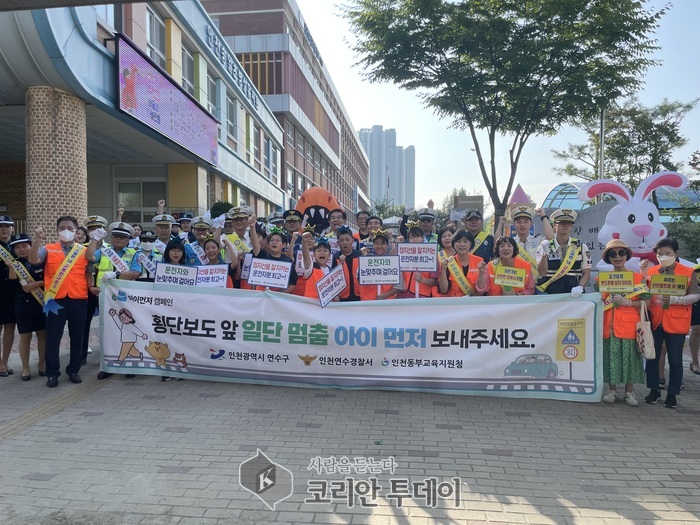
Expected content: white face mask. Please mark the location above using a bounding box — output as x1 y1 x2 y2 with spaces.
657 255 675 267
58 230 75 243
140 242 154 252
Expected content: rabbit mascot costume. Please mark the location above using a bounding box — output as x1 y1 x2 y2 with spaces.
577 171 687 272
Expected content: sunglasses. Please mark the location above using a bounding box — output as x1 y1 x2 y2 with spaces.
608 249 628 258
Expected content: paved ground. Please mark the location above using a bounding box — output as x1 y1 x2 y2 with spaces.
1 327 700 525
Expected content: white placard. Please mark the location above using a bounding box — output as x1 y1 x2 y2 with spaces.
315 263 347 308
154 263 198 286
397 243 438 272
195 264 229 288
247 258 292 289
358 255 401 285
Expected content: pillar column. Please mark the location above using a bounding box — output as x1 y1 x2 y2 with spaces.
26 87 87 233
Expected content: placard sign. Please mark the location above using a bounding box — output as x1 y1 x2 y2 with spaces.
598 271 634 293
196 264 229 288
494 265 527 289
247 258 292 289
358 256 401 285
397 243 438 272
649 274 688 296
315 264 347 308
154 263 198 286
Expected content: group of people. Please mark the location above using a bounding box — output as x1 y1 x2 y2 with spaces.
0 201 698 410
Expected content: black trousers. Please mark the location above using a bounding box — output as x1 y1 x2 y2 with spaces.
82 292 99 361
45 298 87 378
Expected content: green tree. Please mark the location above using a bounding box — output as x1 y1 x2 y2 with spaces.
369 197 405 219
439 187 468 217
210 201 234 218
552 97 698 193
666 150 700 259
343 0 665 219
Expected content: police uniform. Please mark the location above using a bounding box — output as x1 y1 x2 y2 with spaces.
8 234 45 335
462 210 493 262
0 215 16 326
536 209 591 294
129 230 162 282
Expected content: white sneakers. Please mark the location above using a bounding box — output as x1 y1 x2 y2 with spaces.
603 391 638 406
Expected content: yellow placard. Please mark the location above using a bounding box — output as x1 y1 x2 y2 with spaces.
556 318 586 362
598 271 634 293
494 265 527 289
649 274 688 296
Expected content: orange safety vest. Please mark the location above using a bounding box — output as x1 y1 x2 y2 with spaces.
647 263 693 334
401 271 433 298
44 243 89 300
601 272 645 340
338 254 361 301
359 281 397 301
303 266 329 300
486 256 533 296
442 253 484 298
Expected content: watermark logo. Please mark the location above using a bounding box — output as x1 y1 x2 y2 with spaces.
239 449 293 510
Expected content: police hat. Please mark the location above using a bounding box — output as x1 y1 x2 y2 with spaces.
9 233 30 246
152 213 175 225
108 222 135 237
84 215 108 228
178 213 193 224
463 210 483 221
283 209 303 222
511 206 533 221
139 230 157 240
0 215 13 226
228 206 251 219
266 211 285 224
191 216 213 229
418 208 436 221
551 209 577 223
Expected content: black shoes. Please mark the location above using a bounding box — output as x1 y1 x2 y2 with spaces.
664 394 677 409
97 371 113 380
644 389 661 404
68 373 82 384
46 376 58 388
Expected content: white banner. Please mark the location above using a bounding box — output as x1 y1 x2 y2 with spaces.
397 243 438 272
100 282 603 402
358 255 401 285
247 258 292 289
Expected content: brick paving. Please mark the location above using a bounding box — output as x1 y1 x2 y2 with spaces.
1 328 699 524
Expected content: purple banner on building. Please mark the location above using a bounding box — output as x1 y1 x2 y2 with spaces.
116 34 219 166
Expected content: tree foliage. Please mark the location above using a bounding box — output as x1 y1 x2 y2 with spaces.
343 0 666 217
552 97 697 193
369 197 406 219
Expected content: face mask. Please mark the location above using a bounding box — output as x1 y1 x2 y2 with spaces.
657 255 675 267
59 230 75 243
140 242 154 252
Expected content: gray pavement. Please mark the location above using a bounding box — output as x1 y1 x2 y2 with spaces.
1 326 700 525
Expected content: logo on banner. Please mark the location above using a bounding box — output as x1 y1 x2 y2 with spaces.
240 450 293 510
556 319 585 363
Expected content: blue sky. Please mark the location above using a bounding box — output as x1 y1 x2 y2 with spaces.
295 0 699 211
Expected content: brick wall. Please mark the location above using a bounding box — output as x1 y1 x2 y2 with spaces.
25 87 88 234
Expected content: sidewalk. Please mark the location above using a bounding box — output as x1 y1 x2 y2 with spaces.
1 325 699 525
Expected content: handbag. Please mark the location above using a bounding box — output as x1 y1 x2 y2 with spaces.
636 300 655 360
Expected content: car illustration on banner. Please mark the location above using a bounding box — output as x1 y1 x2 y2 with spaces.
503 354 561 379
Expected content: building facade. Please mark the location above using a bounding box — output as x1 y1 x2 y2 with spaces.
358 125 415 208
0 2 285 232
202 0 370 218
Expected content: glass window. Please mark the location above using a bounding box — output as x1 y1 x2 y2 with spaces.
253 125 261 170
314 151 321 172
146 7 166 69
287 168 295 194
207 75 217 114
307 141 313 164
117 180 166 224
226 95 237 138
181 45 195 96
95 4 115 28
286 121 294 147
270 145 279 184
296 131 304 156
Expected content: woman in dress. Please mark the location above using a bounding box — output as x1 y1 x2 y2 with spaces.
597 240 649 407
